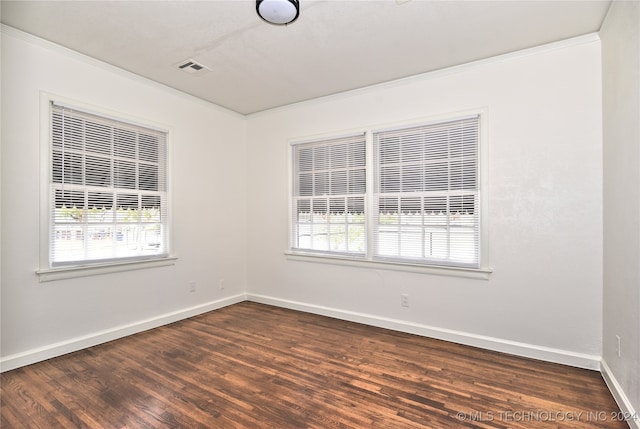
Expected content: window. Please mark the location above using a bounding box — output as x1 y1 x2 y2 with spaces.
290 114 483 271
373 116 480 268
291 134 366 255
48 102 169 267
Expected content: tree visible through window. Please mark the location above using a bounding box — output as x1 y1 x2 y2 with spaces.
50 103 169 266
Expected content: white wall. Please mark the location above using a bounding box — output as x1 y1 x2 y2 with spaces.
0 19 616 382
0 27 247 369
601 0 640 421
4 18 636 418
246 37 604 368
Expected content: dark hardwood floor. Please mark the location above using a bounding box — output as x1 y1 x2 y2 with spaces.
1 302 628 428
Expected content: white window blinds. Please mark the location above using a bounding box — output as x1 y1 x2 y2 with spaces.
373 116 480 268
291 134 366 255
50 103 169 266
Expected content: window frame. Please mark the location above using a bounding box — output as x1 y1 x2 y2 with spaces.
287 110 491 279
372 114 481 268
38 93 175 282
289 133 367 257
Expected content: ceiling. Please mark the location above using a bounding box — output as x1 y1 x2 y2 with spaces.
1 0 611 115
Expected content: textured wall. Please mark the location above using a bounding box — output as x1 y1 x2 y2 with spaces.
246 37 603 367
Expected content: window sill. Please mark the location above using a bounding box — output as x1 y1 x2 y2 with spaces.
285 252 492 280
36 256 178 282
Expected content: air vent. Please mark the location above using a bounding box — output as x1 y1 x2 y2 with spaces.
177 59 211 74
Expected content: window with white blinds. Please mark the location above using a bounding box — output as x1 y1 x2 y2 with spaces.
49 102 169 267
289 114 483 271
373 116 480 268
291 134 366 255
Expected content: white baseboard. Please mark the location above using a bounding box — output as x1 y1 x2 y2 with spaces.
246 293 602 370
0 293 246 373
0 292 603 374
601 359 640 429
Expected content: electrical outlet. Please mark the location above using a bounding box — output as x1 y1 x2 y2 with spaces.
219 278 225 290
401 293 409 307
189 281 196 293
616 335 621 357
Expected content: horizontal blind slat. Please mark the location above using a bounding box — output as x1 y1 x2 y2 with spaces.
291 133 366 255
373 116 480 268
50 103 169 266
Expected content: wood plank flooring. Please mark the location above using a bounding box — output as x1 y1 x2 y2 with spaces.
0 302 629 428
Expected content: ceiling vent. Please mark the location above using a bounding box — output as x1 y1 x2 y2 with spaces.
177 59 211 74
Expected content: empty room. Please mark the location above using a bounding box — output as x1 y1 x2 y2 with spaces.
1 0 639 427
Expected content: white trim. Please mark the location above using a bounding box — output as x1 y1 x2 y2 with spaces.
1 24 243 119
246 293 600 370
365 130 375 258
478 108 491 271
287 142 295 250
0 294 247 373
285 251 491 280
50 99 170 133
41 91 171 139
601 360 640 429
39 93 53 271
370 113 480 135
289 131 366 147
38 91 175 278
286 108 491 275
1 24 600 119
37 256 178 282
247 33 601 118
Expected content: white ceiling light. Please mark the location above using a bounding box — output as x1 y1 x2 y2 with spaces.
256 0 299 25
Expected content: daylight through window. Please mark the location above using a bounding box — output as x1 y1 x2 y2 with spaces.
290 114 481 269
50 103 169 266
373 116 480 268
291 134 367 256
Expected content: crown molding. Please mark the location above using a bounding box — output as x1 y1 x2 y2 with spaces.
1 24 245 119
248 32 601 118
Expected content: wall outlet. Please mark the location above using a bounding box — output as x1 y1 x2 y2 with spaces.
401 293 409 307
616 335 621 357
189 280 196 293
218 278 225 290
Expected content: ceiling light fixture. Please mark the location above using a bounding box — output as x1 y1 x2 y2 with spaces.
256 0 299 25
